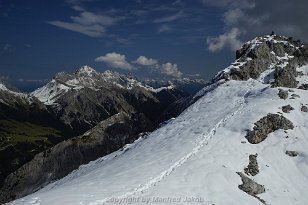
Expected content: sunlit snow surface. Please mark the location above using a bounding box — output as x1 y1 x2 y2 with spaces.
9 79 308 205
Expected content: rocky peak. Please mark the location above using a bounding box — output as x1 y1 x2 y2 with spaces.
213 34 308 88
75 65 98 77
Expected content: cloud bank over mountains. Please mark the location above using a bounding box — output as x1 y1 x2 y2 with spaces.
95 53 183 78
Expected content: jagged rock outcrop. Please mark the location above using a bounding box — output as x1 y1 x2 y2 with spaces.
246 114 294 144
213 35 308 89
0 112 153 203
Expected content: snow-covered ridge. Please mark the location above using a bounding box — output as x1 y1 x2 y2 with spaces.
0 82 31 102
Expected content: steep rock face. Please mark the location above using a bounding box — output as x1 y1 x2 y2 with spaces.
0 112 153 203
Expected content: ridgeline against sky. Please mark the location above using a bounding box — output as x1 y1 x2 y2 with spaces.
1 0 307 90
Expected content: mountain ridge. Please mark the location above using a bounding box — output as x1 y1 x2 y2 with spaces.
4 34 308 205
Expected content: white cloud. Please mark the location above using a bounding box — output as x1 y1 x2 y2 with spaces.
95 52 133 70
154 11 185 23
48 10 123 38
158 24 173 33
223 9 244 26
207 28 243 52
95 53 184 78
132 56 183 78
223 8 267 26
160 63 183 78
133 56 158 66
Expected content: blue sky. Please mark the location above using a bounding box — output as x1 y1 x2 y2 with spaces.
1 0 307 90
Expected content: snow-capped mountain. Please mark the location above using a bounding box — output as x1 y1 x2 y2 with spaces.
5 34 308 205
31 66 179 106
30 66 205 133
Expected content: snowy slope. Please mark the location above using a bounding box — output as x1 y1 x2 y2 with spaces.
8 78 308 205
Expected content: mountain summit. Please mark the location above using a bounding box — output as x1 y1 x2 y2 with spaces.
75 65 98 76
214 35 307 88
5 35 308 205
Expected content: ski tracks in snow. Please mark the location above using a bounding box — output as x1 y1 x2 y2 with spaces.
88 81 255 205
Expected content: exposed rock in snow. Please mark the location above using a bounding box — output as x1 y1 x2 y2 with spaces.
213 35 308 88
290 93 300 99
246 114 294 144
237 172 266 204
281 104 294 113
278 89 288 99
285 150 299 157
298 84 308 90
301 105 308 112
244 154 259 176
